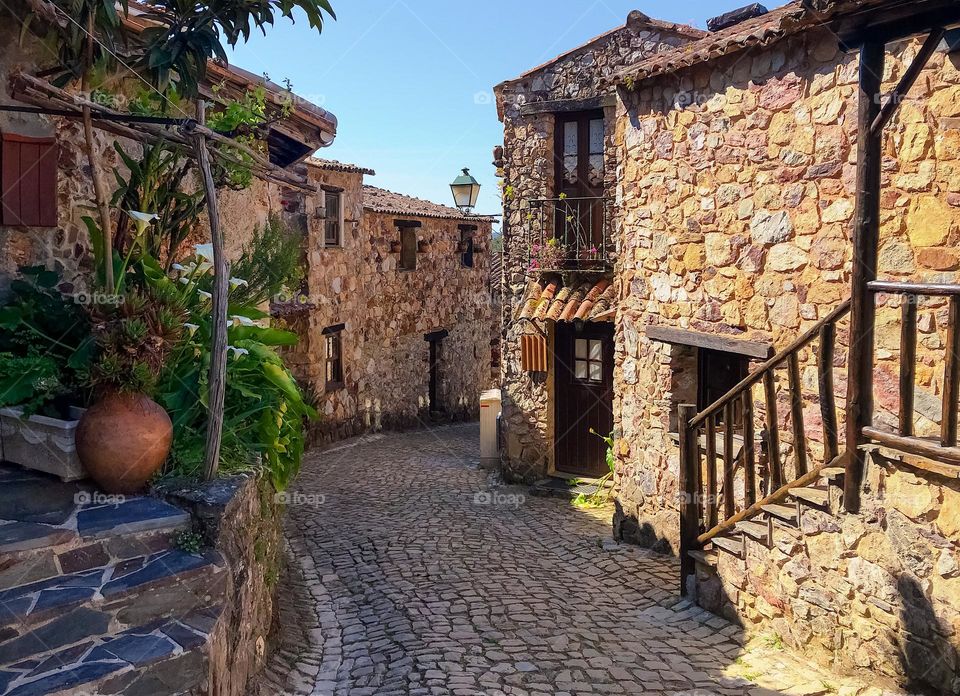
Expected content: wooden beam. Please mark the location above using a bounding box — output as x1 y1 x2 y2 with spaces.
520 94 616 116
845 41 886 514
864 427 960 467
871 28 946 136
868 281 960 296
195 101 229 482
838 1 960 48
645 326 771 359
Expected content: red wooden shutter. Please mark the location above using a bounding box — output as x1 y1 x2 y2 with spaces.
1 133 58 227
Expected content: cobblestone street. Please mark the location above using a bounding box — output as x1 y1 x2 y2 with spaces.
256 424 892 696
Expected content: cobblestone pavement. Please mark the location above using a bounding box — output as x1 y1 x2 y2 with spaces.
255 424 894 696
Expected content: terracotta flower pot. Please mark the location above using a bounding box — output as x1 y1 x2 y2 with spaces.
76 391 173 494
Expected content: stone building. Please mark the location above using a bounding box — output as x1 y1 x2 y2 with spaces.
497 0 960 690
276 159 494 444
494 10 705 482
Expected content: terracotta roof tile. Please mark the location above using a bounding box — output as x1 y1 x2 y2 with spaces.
308 158 376 176
519 276 615 323
362 185 495 222
610 0 893 86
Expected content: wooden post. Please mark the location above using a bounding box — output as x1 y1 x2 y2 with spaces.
942 296 960 447
788 353 808 476
819 323 839 463
723 401 736 518
194 100 229 482
678 403 700 597
900 295 918 437
763 370 782 490
742 388 757 507
844 41 885 513
705 414 718 530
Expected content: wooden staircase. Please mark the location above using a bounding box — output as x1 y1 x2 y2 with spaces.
678 282 960 594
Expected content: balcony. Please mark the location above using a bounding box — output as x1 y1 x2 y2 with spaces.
525 197 614 273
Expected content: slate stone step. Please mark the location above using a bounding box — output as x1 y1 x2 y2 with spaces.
687 549 717 568
761 503 798 525
0 549 226 638
0 606 222 696
820 466 846 482
735 520 770 544
789 486 831 508
708 534 744 559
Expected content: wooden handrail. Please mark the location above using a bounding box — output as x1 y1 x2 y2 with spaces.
697 452 847 545
868 281 960 297
690 299 851 428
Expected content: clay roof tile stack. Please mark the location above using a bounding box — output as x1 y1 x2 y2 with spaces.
519 277 615 323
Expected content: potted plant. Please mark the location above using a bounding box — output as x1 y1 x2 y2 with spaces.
75 285 186 494
528 238 568 273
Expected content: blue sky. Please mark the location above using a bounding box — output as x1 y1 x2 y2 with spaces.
227 1 787 223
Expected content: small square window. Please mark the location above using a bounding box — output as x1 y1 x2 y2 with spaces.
1 133 58 227
575 339 588 359
573 336 605 384
575 360 588 380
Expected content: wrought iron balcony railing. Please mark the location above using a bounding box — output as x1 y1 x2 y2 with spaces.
525 196 614 273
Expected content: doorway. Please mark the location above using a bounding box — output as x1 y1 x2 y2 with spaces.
554 322 614 478
425 330 448 416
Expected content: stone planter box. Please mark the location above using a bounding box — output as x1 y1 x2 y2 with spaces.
0 406 86 481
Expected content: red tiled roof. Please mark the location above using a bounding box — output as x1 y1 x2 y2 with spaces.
610 0 895 86
362 186 495 222
519 276 615 323
308 158 376 176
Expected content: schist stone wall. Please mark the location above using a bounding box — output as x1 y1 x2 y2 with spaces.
279 164 494 445
611 27 960 691
494 13 702 482
612 27 960 551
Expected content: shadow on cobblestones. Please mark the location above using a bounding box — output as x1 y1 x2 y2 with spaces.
252 423 892 696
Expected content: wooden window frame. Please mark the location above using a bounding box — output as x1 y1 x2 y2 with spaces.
396 220 420 271
322 190 344 248
1 133 58 228
459 224 477 268
323 324 345 391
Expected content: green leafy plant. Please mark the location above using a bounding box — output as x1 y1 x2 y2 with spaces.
229 214 305 307
173 529 204 554
571 430 616 509
0 353 65 416
111 142 205 268
0 267 94 415
155 245 316 489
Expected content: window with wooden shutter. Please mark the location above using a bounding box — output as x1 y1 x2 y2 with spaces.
1 133 58 227
520 334 548 372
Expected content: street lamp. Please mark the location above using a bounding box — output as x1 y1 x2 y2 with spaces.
450 168 481 214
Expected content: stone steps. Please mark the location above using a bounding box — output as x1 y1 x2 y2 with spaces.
0 606 223 696
0 463 228 696
789 486 830 508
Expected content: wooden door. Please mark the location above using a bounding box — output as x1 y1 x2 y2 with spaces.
554 322 614 477
554 111 605 253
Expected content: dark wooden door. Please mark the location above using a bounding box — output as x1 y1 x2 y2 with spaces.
553 111 605 253
698 349 749 426
554 322 614 477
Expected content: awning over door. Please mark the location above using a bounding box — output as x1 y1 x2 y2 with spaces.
519 276 615 323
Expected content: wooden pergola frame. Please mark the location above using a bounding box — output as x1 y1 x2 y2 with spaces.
5 71 320 481
838 0 960 512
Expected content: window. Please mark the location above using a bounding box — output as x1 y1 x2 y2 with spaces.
1 133 58 227
323 324 344 390
459 225 476 268
574 338 605 383
397 222 419 271
324 190 342 247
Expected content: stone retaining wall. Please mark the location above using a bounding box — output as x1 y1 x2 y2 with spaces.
695 453 960 693
157 475 283 696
